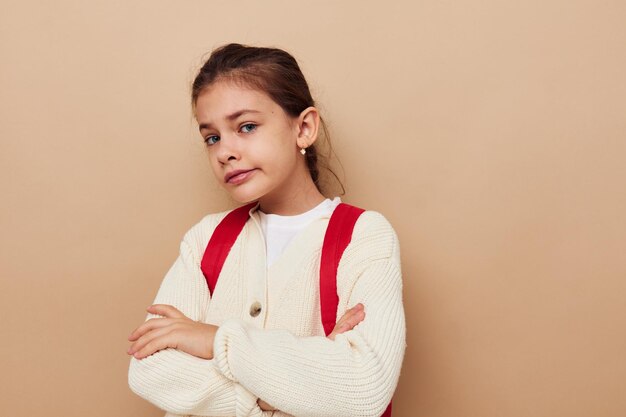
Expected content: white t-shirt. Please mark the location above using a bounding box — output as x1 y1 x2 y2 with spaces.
258 197 342 268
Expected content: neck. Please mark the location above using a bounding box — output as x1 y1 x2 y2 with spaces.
258 171 327 216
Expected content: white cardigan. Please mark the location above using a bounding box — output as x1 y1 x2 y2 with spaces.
128 202 406 417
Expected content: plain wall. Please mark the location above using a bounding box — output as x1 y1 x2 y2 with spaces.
1 1 625 416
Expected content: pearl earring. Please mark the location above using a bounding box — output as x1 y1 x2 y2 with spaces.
300 148 307 155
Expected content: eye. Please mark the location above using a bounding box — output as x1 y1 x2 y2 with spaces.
240 123 257 133
204 135 220 146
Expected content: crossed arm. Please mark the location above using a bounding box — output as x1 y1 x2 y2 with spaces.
127 303 365 361
128 303 366 412
127 212 405 417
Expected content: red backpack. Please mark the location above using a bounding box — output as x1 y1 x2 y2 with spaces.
200 202 392 417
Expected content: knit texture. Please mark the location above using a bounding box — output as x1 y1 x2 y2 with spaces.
128 204 406 417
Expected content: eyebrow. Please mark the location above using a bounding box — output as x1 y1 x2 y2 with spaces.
198 109 261 131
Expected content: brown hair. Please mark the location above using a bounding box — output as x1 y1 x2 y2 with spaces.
191 43 344 196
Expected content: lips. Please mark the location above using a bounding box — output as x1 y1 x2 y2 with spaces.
224 169 255 183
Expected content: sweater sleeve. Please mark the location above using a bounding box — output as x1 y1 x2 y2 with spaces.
212 212 406 417
128 220 270 417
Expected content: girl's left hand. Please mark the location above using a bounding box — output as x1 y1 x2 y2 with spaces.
127 304 218 360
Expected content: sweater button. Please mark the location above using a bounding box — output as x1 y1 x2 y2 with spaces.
249 301 262 317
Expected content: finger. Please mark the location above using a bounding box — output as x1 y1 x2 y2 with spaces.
147 304 186 319
336 309 365 333
128 325 169 355
258 399 276 411
129 326 176 359
328 304 366 341
337 305 360 322
128 318 173 341
334 322 352 334
345 308 365 327
333 311 357 334
340 304 364 320
339 311 364 331
335 304 363 327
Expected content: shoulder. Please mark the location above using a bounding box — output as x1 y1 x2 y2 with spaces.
336 208 402 298
178 208 234 258
344 208 401 264
352 209 397 239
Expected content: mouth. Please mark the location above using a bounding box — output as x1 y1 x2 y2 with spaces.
225 169 257 184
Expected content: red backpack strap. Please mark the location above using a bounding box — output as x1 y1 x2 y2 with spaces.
200 202 257 296
319 203 365 336
320 203 394 417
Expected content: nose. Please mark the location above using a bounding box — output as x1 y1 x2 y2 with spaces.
215 135 241 165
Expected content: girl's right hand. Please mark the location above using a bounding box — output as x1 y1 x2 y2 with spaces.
127 304 218 360
327 303 365 341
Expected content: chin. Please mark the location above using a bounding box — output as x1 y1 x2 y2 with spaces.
231 196 258 205
227 186 265 205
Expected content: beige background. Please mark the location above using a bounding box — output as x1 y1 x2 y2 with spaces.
1 0 625 416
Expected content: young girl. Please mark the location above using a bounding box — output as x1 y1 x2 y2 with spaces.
127 43 406 417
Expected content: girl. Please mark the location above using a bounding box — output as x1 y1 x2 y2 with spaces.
127 43 406 417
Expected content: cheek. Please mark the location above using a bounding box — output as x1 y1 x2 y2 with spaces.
253 139 293 168
274 148 300 176
207 153 223 181
270 129 299 164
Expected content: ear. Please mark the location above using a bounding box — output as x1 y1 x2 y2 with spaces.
295 106 320 149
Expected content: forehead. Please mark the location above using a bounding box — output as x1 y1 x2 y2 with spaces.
194 81 280 122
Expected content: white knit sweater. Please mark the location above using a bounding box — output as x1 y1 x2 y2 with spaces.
128 202 406 417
